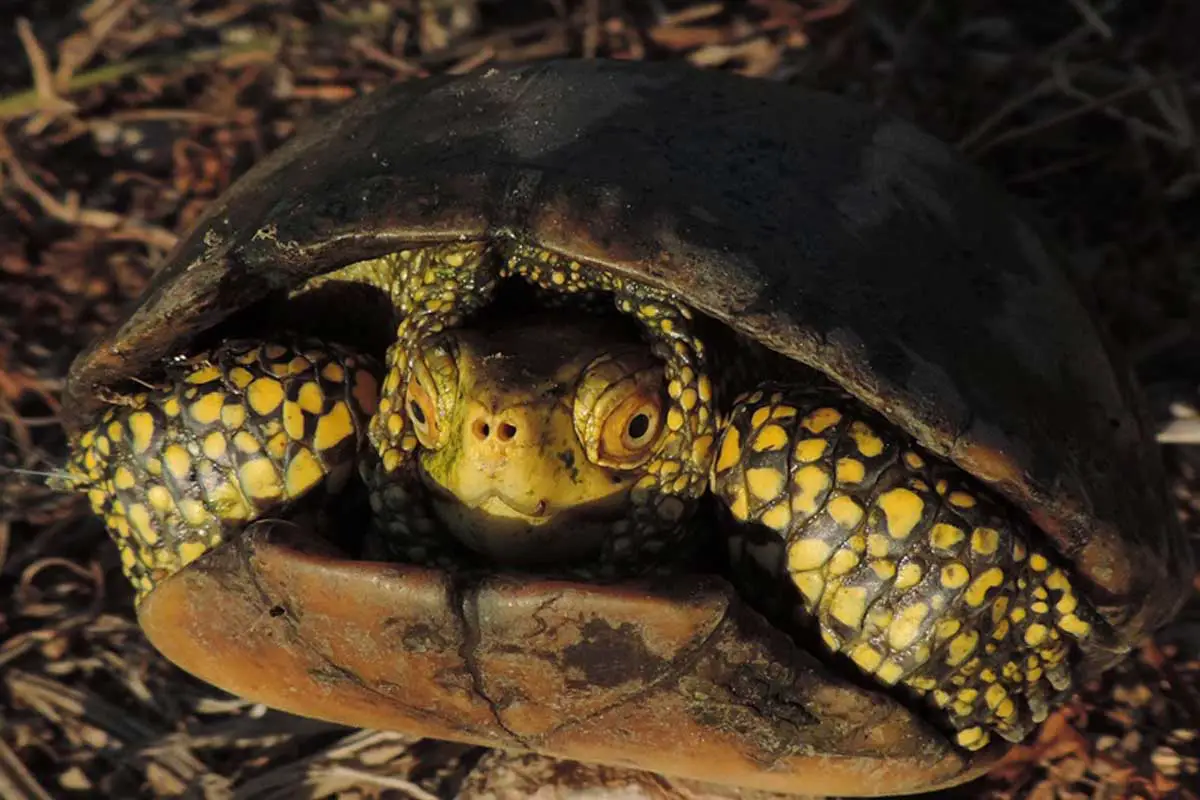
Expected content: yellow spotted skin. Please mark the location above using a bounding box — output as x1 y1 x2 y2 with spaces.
711 386 1102 751
63 342 374 596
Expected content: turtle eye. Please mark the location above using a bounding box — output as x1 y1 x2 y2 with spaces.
405 378 442 449
602 394 664 462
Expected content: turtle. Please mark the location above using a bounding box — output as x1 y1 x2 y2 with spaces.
53 60 1190 796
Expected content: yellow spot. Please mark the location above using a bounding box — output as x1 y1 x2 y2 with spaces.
750 406 771 429
239 459 282 501
285 449 324 497
1058 614 1091 637
940 562 970 589
849 422 884 457
203 431 227 460
750 424 788 453
948 491 976 508
895 562 922 589
128 504 155 541
164 445 191 479
190 392 224 425
1056 593 1078 615
888 603 929 650
935 618 961 640
835 458 865 484
985 684 1007 710
871 560 896 580
147 485 173 514
1024 623 1049 647
714 427 742 473
789 539 832 571
877 488 924 539
830 586 869 629
746 467 785 501
1030 553 1049 571
697 376 713 403
179 499 209 526
107 422 123 442
222 403 246 429
321 362 345 383
946 631 979 666
991 619 1010 641
827 549 859 576
793 572 825 605
964 567 1005 607
179 541 207 567
188 364 222 384
828 495 864 530
114 467 136 490
680 388 698 412
297 382 324 414
267 432 288 460
233 431 260 454
876 661 905 685
129 412 155 454
794 438 827 463
229 367 255 389
802 407 841 434
996 698 1015 720
956 727 987 751
314 402 354 451
247 378 285 416
903 451 925 470
760 503 791 532
992 595 1010 623
691 435 713 465
930 523 964 551
971 527 1000 556
1031 601 1049 614
867 533 890 558
771 405 797 420
850 644 883 672
283 400 305 440
162 398 181 417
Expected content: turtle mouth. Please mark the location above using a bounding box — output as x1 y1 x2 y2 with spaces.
419 469 637 566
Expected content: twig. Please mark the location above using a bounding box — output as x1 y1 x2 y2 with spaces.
0 133 178 252
0 37 282 121
0 737 53 800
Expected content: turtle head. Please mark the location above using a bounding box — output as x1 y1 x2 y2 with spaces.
406 315 673 566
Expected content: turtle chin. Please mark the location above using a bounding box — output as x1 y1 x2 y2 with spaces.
427 491 631 567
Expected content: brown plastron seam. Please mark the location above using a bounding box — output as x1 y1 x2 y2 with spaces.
710 385 1103 752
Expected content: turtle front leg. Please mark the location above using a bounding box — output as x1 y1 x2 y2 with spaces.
61 340 378 599
709 385 1101 752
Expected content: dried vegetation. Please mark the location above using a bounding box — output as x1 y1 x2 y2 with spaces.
1 1 1197 797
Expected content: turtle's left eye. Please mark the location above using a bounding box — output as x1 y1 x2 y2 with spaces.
575 350 666 469
601 394 664 462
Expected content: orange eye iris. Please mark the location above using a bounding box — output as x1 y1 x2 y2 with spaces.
600 393 664 464
405 379 440 448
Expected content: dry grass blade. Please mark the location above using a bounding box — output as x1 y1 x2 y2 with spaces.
0 736 54 800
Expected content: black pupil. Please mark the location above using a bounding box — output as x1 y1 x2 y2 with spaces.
408 398 426 425
628 412 650 440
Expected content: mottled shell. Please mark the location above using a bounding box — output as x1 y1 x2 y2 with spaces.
63 60 1187 789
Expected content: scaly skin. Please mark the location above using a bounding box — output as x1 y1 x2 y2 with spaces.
61 242 1103 752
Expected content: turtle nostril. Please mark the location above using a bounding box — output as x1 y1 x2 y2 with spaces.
472 419 490 440
497 422 518 441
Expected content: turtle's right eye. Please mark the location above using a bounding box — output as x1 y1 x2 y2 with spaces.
405 378 442 448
